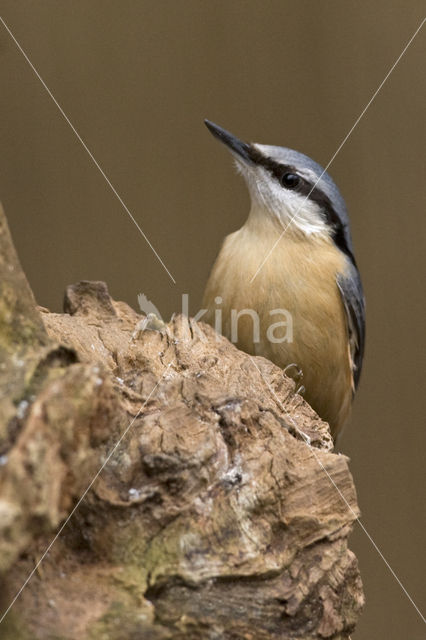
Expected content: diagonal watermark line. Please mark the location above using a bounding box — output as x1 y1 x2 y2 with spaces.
0 16 176 285
249 356 426 625
0 362 173 625
250 16 425 283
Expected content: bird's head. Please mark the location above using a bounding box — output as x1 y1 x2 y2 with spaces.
204 119 354 261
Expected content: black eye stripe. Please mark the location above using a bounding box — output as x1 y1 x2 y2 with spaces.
248 146 333 215
247 146 295 181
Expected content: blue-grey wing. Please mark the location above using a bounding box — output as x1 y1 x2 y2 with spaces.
336 263 366 391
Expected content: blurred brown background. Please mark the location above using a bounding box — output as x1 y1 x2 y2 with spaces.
1 2 425 637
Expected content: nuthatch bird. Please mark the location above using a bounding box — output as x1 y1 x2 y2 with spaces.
202 120 365 439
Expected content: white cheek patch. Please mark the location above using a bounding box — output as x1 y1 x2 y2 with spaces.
239 164 328 237
273 187 328 235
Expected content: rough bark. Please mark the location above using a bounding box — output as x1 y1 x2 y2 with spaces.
0 204 364 639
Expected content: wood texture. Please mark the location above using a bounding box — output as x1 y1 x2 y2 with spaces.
0 204 363 639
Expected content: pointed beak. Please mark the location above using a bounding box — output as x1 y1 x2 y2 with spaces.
204 120 252 164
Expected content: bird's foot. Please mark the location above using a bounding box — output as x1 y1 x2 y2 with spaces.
283 362 304 385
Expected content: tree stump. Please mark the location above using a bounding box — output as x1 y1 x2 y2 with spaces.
0 204 364 639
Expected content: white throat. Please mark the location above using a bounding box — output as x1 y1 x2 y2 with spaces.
235 159 330 239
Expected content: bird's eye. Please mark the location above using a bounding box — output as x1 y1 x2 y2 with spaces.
280 172 300 189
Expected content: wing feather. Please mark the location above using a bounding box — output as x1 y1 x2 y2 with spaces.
336 264 366 391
